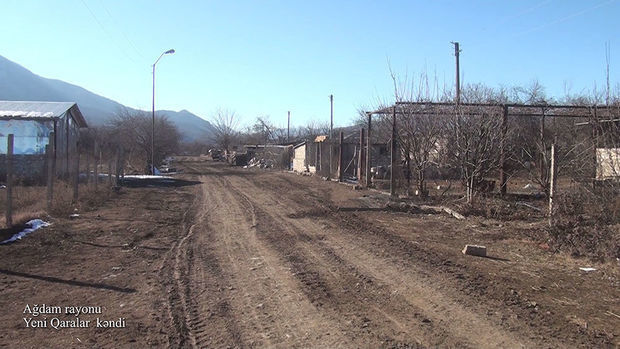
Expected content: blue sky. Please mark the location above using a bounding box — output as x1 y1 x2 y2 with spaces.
1 0 618 128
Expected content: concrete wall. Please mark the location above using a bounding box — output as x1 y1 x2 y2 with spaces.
293 144 307 172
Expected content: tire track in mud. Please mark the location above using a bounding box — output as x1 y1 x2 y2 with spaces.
211 174 357 348
224 172 548 347
157 188 198 348
158 171 242 349
222 175 432 347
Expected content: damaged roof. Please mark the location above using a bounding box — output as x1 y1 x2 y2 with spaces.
0 101 88 127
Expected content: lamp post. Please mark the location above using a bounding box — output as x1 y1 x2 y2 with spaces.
151 48 175 174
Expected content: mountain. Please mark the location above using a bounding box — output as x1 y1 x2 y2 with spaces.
0 55 215 142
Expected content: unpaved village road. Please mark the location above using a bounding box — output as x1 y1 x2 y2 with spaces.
1 159 618 348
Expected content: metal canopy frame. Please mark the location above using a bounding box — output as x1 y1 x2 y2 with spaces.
370 101 618 119
362 101 619 196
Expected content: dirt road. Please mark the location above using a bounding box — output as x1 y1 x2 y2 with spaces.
1 159 618 348
161 160 618 348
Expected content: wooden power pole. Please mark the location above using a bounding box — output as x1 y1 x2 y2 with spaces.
390 106 397 197
366 112 372 188
452 41 461 105
329 94 334 179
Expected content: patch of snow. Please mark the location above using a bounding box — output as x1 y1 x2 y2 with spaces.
1 219 51 244
123 175 173 179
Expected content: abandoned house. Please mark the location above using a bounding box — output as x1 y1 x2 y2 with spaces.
0 101 88 181
292 132 391 179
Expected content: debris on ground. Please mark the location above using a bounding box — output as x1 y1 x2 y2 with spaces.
462 244 487 257
579 267 597 272
385 201 466 220
1 219 51 244
244 157 275 169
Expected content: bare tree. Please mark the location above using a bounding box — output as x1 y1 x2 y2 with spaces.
211 108 240 151
441 85 510 203
109 108 180 172
375 69 446 196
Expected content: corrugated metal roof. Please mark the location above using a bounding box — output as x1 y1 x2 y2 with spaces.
0 101 87 127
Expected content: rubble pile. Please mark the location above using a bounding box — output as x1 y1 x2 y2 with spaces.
244 157 275 169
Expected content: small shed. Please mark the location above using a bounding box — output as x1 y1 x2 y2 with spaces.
0 101 88 181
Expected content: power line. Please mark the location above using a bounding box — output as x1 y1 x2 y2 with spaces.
514 0 616 37
97 0 145 60
79 0 138 64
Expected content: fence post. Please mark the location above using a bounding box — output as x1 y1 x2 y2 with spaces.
115 146 123 187
548 143 556 227
46 132 55 212
499 105 508 196
73 143 79 202
539 111 546 189
94 141 99 190
366 112 372 187
108 156 113 186
86 149 92 184
390 106 397 198
358 128 365 183
6 134 14 227
338 131 344 182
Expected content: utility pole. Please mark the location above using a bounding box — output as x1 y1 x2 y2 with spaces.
329 94 334 179
287 111 290 141
452 42 461 105
390 106 397 197
365 112 372 188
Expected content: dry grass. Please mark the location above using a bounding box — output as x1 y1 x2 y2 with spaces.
0 179 114 228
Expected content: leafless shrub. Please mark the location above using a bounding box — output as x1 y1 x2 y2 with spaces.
211 108 240 151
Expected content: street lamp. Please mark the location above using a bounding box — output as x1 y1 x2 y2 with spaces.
151 48 175 174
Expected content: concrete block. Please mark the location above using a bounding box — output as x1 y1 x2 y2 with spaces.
462 244 487 257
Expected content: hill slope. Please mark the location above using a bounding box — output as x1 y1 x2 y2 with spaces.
0 55 214 142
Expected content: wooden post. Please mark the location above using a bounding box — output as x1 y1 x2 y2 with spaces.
329 94 333 179
390 106 397 197
366 112 372 187
65 116 70 176
6 134 14 227
592 107 599 190
52 120 57 176
338 131 344 182
108 156 113 186
94 141 99 190
548 143 556 226
499 105 508 196
73 144 79 202
115 146 122 187
85 151 90 184
358 128 365 183
539 111 546 189
46 133 55 212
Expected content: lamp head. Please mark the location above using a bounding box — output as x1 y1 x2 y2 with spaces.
165 49 175 54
